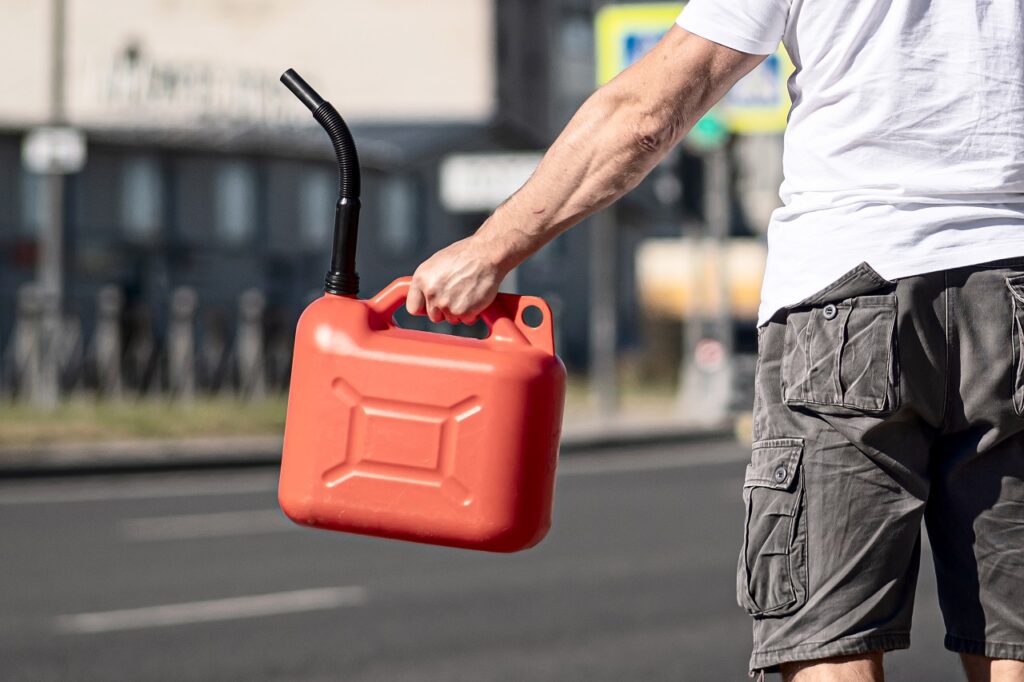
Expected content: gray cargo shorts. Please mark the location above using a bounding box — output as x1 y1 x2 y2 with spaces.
744 257 1024 674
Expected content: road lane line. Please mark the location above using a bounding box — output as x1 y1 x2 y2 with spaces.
54 586 368 634
0 473 277 505
119 509 294 541
559 446 748 476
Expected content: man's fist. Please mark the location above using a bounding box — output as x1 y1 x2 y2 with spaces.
406 235 507 325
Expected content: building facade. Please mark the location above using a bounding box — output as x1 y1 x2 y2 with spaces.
0 0 760 396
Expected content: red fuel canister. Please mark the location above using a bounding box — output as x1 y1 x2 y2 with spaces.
275 70 566 552
279 277 566 551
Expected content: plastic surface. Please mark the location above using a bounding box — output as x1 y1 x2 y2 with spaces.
278 277 567 552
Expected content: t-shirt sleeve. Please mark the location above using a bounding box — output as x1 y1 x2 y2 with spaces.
675 0 789 55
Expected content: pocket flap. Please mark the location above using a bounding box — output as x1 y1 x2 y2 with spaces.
744 438 804 492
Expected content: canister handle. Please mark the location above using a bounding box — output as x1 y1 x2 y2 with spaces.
368 277 556 355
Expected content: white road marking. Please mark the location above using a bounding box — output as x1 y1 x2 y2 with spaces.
119 509 294 542
0 472 277 505
54 586 368 634
0 445 746 506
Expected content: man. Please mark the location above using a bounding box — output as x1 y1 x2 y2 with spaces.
407 1 1024 679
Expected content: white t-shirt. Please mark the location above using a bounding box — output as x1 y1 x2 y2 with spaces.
677 0 1024 326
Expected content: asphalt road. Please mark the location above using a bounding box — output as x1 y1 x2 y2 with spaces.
0 440 963 681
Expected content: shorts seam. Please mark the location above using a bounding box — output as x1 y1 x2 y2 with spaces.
751 328 767 441
750 631 910 674
945 634 1024 660
753 631 910 656
941 270 952 432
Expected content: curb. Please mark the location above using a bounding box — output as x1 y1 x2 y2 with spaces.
0 420 735 478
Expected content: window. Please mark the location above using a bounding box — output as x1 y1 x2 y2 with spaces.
121 155 163 242
214 161 257 245
378 174 418 256
298 167 334 250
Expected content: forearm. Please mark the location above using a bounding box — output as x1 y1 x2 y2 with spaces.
476 28 762 272
476 88 690 270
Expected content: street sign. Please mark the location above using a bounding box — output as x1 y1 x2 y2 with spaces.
722 50 794 133
595 3 683 86
22 127 87 175
439 152 543 212
594 2 794 144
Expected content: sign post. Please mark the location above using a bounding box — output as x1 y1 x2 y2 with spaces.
26 0 78 408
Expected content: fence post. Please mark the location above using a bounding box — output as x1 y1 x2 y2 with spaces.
236 288 266 400
168 287 197 401
95 285 123 399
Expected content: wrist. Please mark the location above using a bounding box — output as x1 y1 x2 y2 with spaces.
473 206 531 274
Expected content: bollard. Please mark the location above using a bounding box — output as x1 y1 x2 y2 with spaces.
12 285 43 403
95 285 124 398
167 287 197 401
58 316 83 394
36 289 62 408
200 309 228 393
236 288 267 400
124 303 157 396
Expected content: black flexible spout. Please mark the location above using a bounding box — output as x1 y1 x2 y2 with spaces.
281 68 361 296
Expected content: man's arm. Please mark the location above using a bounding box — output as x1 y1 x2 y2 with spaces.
407 26 766 324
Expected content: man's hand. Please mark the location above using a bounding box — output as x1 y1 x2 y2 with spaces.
406 234 507 325
406 27 764 326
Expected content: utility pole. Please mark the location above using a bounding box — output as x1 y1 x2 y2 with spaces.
35 0 68 407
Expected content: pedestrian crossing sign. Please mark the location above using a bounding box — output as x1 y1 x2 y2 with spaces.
721 50 794 133
595 2 794 139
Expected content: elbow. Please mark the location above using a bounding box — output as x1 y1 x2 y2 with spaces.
631 121 667 155
588 83 681 158
628 110 682 158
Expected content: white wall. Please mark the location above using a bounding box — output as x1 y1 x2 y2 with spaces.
0 0 55 126
0 0 495 129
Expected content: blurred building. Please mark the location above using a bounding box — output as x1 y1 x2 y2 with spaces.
0 0 778 387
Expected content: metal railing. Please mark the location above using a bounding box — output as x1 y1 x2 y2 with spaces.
1 284 291 402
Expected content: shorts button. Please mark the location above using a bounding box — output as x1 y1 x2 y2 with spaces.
773 465 788 484
822 304 838 320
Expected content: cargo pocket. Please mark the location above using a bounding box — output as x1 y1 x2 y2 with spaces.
737 438 807 617
1006 275 1024 415
780 295 899 415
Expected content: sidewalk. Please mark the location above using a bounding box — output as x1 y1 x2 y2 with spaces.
0 416 735 477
